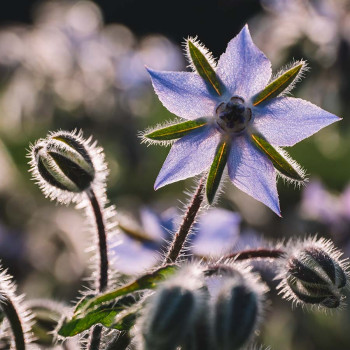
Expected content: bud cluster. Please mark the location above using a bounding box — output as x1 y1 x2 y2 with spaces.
277 237 349 309
136 264 267 350
29 130 108 204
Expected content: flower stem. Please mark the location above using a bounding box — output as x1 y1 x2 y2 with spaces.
86 188 109 350
165 177 205 264
87 188 108 292
225 248 286 261
0 296 26 350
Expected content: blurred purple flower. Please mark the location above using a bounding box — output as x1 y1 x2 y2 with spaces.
192 209 241 257
301 179 350 229
113 207 242 275
148 25 339 215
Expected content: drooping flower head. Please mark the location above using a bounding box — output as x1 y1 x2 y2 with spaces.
276 237 349 309
29 130 108 204
142 25 340 215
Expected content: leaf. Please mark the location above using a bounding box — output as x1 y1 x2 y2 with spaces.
77 264 177 314
251 134 303 181
145 118 207 141
58 297 139 337
206 141 228 204
59 265 177 337
187 39 222 95
252 62 304 106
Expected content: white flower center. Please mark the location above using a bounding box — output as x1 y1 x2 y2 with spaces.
215 96 252 134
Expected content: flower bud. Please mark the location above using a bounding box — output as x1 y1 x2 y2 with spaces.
136 266 204 350
29 130 106 203
140 285 200 350
212 267 266 350
181 291 213 350
278 237 349 308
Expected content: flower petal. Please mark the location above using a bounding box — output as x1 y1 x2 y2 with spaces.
155 125 221 189
253 97 341 146
216 25 272 99
147 68 219 119
227 135 280 216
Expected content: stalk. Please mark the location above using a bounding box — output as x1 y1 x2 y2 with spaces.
165 177 205 264
0 296 26 350
86 188 109 350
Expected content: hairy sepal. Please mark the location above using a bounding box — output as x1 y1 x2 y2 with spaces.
186 37 222 96
206 141 228 204
251 133 305 183
144 118 208 142
252 60 307 106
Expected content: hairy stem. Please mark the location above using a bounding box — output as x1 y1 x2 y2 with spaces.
204 249 285 277
165 177 205 264
87 189 109 292
225 248 286 261
0 296 26 350
86 188 109 350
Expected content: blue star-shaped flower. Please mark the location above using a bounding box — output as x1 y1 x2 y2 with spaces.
144 25 340 216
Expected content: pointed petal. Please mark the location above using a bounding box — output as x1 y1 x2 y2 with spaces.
216 25 272 99
253 97 341 147
155 126 221 189
227 135 280 216
147 68 219 119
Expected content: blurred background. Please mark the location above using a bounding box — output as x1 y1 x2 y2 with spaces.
0 0 350 349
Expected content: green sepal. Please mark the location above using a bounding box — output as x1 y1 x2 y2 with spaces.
145 118 207 141
75 264 177 315
206 141 228 204
251 133 303 181
187 39 222 95
252 62 304 106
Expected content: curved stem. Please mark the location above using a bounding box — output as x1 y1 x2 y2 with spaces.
0 296 26 350
224 248 286 261
87 188 108 292
86 188 109 350
165 177 205 264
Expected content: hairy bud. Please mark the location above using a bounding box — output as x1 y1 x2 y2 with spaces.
277 237 349 308
29 130 107 204
136 266 204 350
212 266 267 350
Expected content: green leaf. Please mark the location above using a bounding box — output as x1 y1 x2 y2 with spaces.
58 297 139 337
77 264 177 314
145 118 207 141
206 142 228 204
252 62 304 106
251 134 303 181
59 265 177 337
187 39 222 96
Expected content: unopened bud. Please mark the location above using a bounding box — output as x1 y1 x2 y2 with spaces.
278 237 349 308
29 130 106 203
212 267 267 350
140 285 199 350
137 266 204 350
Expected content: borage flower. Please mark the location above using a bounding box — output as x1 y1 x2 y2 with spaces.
142 25 340 215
